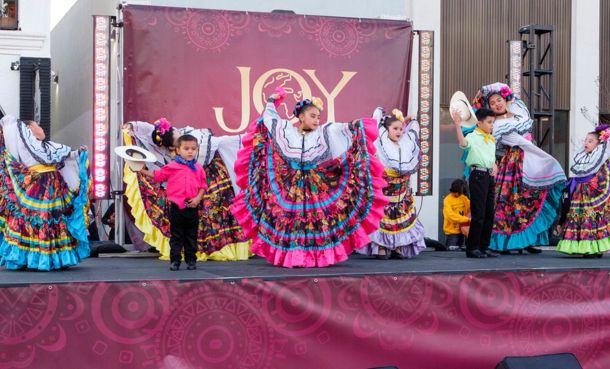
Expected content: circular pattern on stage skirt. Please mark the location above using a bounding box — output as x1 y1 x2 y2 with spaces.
156 284 275 369
458 272 522 330
91 282 171 345
0 285 59 345
261 278 332 337
509 278 604 363
359 275 433 327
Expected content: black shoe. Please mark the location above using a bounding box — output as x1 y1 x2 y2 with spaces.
390 251 405 260
524 246 542 254
376 253 390 260
187 262 197 270
466 250 487 258
498 250 512 255
169 262 180 271
483 250 499 257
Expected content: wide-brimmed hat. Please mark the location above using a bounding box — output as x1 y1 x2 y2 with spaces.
114 145 156 171
449 91 477 128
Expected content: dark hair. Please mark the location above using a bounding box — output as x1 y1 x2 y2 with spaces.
152 127 175 148
475 108 495 122
382 115 402 130
293 100 321 117
101 203 115 226
177 134 198 147
587 131 600 140
449 179 466 194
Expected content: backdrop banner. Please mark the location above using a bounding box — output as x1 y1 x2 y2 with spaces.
123 5 413 132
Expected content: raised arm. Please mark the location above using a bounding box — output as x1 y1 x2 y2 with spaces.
451 110 469 148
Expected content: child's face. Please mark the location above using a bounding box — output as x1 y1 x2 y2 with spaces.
477 116 495 134
488 94 507 114
584 134 600 153
387 120 404 142
176 140 198 161
299 106 321 131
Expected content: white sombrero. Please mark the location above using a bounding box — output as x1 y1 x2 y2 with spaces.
114 145 157 171
449 91 477 128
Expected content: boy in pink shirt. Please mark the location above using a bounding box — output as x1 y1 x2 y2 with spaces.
141 135 207 270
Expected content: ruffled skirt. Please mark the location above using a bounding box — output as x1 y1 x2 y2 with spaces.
0 136 90 271
359 170 425 258
231 118 387 268
557 161 610 255
490 147 563 251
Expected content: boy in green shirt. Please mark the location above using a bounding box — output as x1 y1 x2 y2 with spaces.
452 108 498 258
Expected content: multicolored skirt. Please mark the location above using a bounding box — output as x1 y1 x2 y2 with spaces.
490 146 563 251
231 118 387 268
359 169 425 258
123 150 250 261
557 161 610 255
0 145 90 270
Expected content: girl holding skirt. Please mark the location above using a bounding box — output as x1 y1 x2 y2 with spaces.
357 107 425 259
231 88 387 268
557 127 610 257
0 116 90 271
472 83 566 254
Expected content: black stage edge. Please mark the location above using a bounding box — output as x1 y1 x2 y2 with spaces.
1 250 609 286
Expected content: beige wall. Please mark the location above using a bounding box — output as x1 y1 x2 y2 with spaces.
440 0 572 110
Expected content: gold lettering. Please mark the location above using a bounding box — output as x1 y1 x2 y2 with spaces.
213 66 251 133
252 68 312 123
303 70 357 122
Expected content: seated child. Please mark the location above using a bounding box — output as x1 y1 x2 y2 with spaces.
443 179 470 251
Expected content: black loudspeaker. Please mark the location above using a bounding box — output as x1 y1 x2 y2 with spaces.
495 353 583 369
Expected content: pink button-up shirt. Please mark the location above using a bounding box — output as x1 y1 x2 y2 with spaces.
153 162 207 209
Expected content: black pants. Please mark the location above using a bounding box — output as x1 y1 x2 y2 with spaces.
168 203 199 264
466 170 496 252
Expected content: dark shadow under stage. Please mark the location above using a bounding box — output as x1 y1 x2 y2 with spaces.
1 250 609 286
1 251 609 369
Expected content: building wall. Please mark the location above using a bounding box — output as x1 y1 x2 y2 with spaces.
0 0 50 116
50 0 116 149
601 0 610 117
440 0 572 109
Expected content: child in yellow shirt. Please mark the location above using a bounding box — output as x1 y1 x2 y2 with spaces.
443 179 470 251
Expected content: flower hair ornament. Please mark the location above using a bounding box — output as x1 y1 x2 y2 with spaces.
471 83 515 112
153 118 172 144
380 108 406 127
596 125 610 143
293 97 324 117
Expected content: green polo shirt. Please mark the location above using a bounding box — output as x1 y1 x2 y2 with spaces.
461 129 496 169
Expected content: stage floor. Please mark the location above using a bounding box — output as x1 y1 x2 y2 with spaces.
1 249 609 286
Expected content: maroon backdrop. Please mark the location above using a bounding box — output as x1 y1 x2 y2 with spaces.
123 6 413 133
2 270 610 369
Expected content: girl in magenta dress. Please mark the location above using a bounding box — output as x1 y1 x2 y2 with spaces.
231 89 387 268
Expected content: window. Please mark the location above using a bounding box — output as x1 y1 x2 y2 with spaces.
0 0 18 30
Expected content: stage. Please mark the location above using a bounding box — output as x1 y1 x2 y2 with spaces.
1 250 609 286
1 251 609 369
